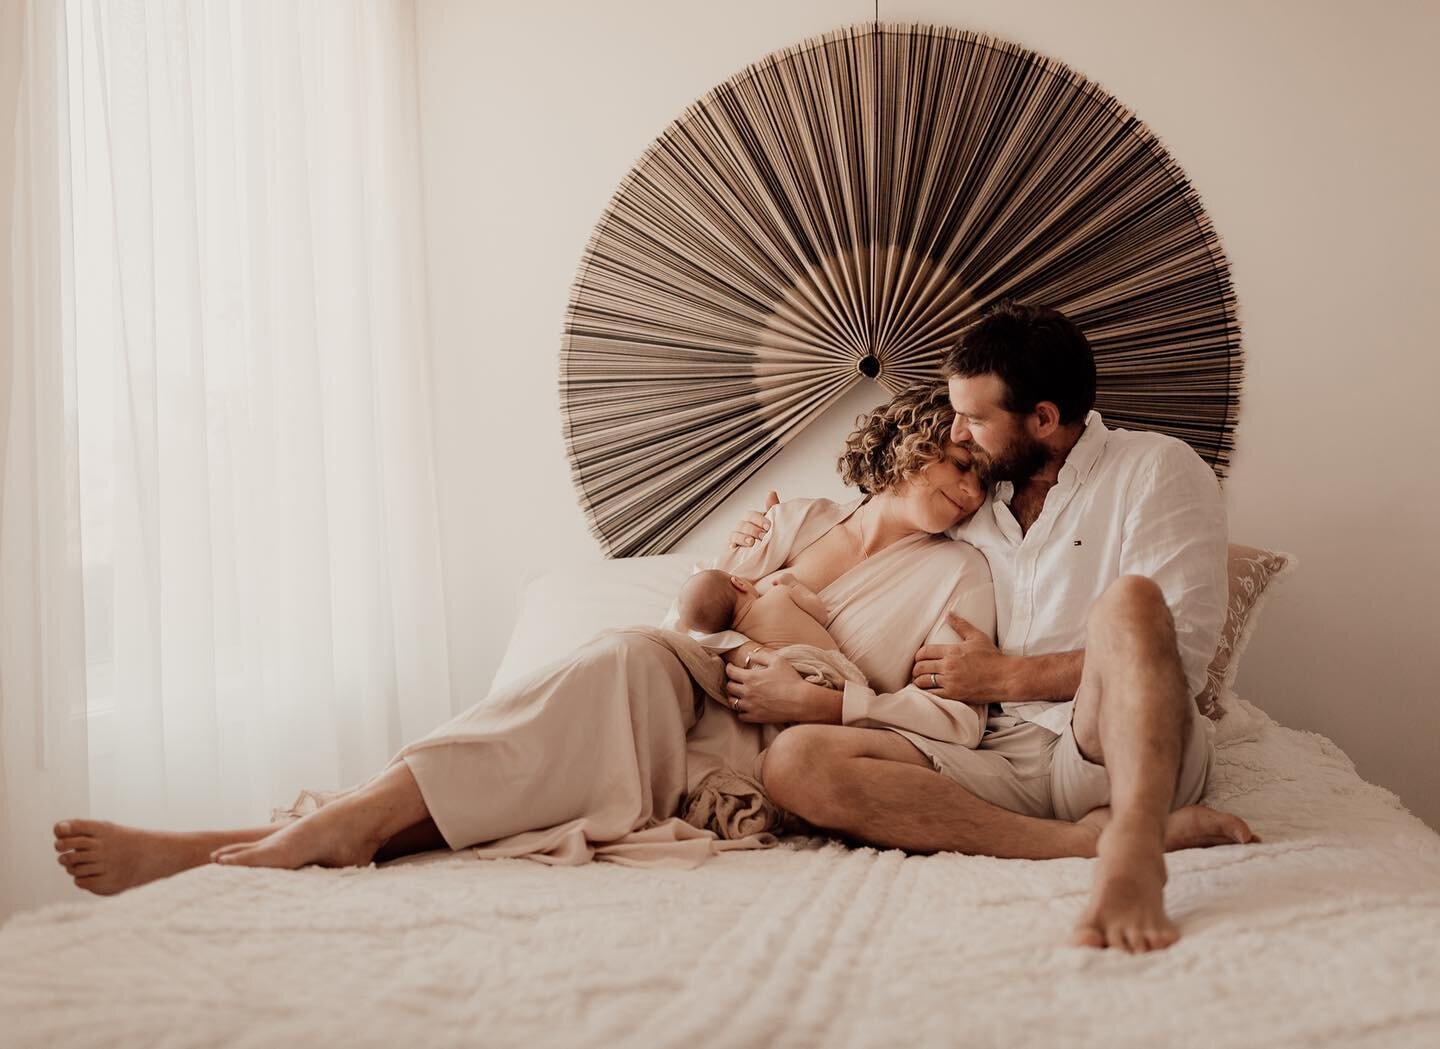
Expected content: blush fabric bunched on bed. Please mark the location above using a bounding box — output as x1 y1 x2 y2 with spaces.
394 629 785 867
277 627 788 869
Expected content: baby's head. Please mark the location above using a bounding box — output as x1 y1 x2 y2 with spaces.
676 570 759 633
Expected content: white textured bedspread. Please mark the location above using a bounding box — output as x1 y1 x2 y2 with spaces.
3 699 1439 1049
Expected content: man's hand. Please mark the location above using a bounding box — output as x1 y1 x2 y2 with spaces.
724 649 819 723
728 490 779 549
911 613 1015 703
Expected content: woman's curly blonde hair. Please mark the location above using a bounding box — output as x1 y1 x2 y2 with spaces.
838 383 957 494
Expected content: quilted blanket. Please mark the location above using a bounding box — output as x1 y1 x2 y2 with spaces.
2 697 1438 1049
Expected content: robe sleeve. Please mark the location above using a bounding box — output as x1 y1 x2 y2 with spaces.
837 548 996 748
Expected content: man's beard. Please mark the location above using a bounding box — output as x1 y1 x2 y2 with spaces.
971 432 1049 485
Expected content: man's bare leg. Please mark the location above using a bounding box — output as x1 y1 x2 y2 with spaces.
765 725 1099 857
210 759 431 870
1067 575 1206 953
762 725 1250 860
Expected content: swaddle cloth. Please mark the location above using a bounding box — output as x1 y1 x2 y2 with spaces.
767 643 868 692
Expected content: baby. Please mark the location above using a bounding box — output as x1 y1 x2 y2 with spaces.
675 569 837 652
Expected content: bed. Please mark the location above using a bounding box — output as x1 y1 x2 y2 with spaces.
3 554 1439 1049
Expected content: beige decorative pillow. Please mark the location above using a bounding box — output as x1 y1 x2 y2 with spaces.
1197 544 1297 719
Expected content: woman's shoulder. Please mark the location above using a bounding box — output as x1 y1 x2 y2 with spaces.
907 534 993 577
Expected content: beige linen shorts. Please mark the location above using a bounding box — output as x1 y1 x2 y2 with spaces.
889 704 1215 822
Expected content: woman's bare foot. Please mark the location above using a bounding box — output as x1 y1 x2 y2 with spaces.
1076 804 1258 856
52 819 283 896
209 800 383 871
1069 819 1176 952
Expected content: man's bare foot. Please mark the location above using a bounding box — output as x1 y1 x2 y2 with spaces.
1162 805 1259 849
209 801 382 871
1070 819 1176 952
52 819 282 896
1077 804 1258 856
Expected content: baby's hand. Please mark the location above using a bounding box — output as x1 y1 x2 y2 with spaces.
759 571 799 593
783 581 829 624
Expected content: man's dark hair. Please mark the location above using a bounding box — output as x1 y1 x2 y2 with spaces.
942 301 1096 424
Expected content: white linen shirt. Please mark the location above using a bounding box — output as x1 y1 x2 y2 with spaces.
949 410 1228 735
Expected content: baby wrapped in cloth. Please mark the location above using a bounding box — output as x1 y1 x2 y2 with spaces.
674 569 986 839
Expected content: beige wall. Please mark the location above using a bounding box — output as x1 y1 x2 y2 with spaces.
412 0 1440 828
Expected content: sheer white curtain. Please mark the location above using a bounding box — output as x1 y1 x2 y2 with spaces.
3 0 452 917
2 0 91 921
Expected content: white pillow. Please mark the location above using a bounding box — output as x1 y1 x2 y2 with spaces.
490 554 695 690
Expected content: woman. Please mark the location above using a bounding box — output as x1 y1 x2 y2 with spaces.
52 384 996 893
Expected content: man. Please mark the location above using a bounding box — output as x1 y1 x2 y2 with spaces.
725 301 1255 952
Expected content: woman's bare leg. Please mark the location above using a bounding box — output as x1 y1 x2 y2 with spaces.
210 760 432 870
54 805 445 897
53 819 292 896
373 817 449 862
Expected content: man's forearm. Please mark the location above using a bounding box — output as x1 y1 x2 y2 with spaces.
1002 650 1084 703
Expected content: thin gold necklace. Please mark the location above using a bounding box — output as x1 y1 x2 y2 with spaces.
848 499 899 558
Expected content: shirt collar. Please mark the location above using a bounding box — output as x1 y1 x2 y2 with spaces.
1058 410 1108 486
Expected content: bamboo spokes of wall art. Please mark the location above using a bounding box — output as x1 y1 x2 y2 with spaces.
562 23 1241 557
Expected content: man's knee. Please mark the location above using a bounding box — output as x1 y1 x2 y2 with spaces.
1088 575 1175 644
1076 576 1189 750
761 725 847 824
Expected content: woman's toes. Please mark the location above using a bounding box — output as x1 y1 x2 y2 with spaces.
1068 923 1106 949
55 835 98 853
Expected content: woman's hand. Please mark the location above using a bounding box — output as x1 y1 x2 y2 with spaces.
724 649 823 723
727 490 779 549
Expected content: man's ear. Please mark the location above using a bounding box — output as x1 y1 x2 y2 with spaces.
1030 400 1062 438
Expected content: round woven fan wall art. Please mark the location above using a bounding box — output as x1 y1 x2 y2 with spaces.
561 23 1241 558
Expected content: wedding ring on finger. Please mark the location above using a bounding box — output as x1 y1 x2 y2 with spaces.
731 697 740 711
929 672 938 689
